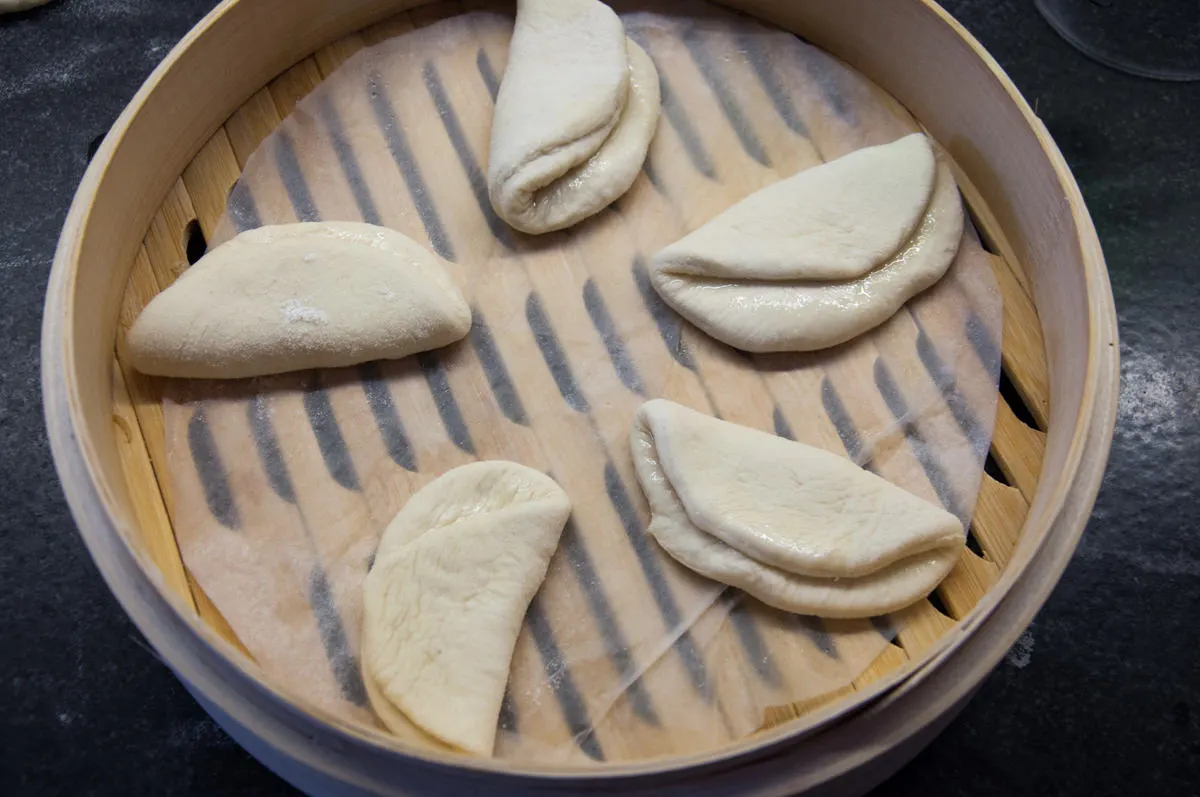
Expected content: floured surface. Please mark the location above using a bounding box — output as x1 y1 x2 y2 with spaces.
161 1 1002 766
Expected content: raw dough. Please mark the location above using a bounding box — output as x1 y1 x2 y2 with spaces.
127 222 471 379
631 399 964 618
487 0 661 234
649 134 964 353
361 671 453 752
361 461 571 755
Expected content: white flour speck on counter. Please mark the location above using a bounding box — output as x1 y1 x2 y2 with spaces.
1005 628 1035 669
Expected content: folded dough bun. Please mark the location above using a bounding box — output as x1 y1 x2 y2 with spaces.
362 462 570 756
127 222 471 379
631 399 964 618
487 0 661 234
649 134 964 353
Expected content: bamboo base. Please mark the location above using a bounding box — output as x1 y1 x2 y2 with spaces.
109 0 1045 757
43 0 1116 792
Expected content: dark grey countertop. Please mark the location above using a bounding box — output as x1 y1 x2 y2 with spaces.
2 1 1197 794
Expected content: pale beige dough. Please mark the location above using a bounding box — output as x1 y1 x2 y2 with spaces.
361 461 570 756
631 399 964 618
649 134 964 353
127 222 471 379
487 0 661 234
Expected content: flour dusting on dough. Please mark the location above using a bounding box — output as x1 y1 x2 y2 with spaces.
280 297 329 325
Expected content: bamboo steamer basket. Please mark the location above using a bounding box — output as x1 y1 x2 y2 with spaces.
41 0 1118 794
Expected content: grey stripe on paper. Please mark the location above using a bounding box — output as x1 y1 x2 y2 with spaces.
912 321 988 460
682 28 772 167
498 689 519 733
358 362 418 472
416 352 476 455
874 356 988 555
316 93 382 226
583 279 646 397
729 598 783 686
366 71 456 261
187 405 241 530
303 379 362 492
873 357 967 525
621 29 717 180
422 61 513 246
821 377 871 469
273 132 320 223
226 179 263 232
801 50 854 123
871 614 897 642
603 462 712 700
468 310 529 426
655 70 719 180
773 406 795 441
792 614 840 661
475 48 501 102
735 30 809 136
248 394 297 503
525 599 605 761
560 520 659 725
965 310 1002 379
526 292 590 413
308 566 369 707
641 158 663 192
632 257 696 371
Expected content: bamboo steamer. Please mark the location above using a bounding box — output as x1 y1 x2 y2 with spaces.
41 0 1118 794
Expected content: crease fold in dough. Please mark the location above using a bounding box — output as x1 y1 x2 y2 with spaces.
649 133 964 353
127 221 471 379
630 399 964 618
487 0 662 234
361 461 570 756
